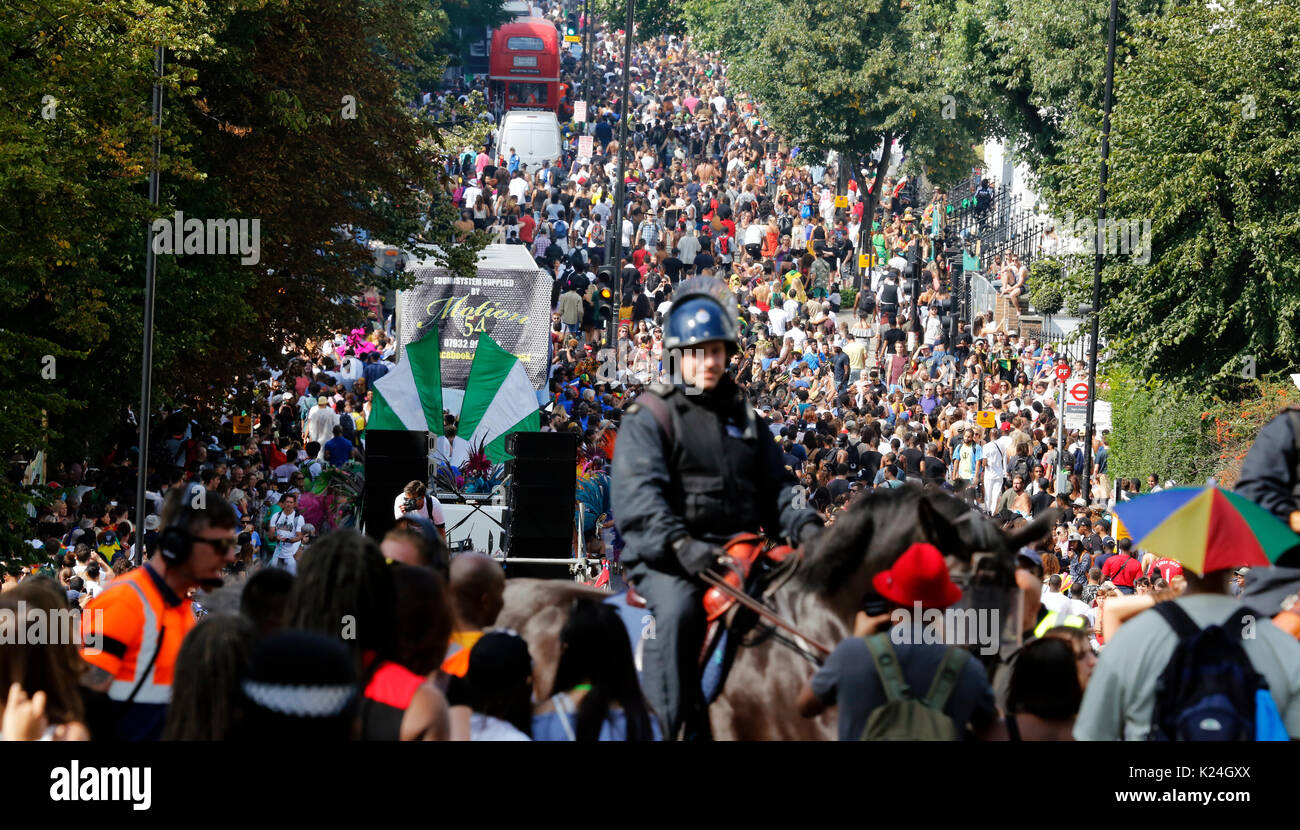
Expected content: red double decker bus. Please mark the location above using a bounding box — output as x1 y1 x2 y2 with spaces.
489 20 561 113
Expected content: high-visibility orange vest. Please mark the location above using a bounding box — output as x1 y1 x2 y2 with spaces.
80 566 196 705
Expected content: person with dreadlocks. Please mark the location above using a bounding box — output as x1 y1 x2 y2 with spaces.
163 614 258 740
286 529 449 740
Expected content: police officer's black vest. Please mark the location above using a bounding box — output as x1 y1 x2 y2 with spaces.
635 381 764 544
1286 408 1300 506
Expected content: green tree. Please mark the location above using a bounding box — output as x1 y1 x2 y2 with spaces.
945 0 1167 192
592 0 686 40
0 0 489 548
1047 0 1300 390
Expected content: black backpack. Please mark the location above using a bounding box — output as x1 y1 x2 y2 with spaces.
1007 454 1031 482
777 213 793 238
1147 603 1277 741
855 289 875 314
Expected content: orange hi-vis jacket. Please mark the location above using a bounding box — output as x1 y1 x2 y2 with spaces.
80 565 196 705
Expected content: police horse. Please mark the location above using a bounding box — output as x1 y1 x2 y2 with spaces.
497 485 1054 740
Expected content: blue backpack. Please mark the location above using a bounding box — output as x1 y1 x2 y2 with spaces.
1148 602 1288 741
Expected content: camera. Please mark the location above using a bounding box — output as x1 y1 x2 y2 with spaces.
402 497 420 513
862 592 891 616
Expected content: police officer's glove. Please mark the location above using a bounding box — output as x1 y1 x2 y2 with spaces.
673 537 731 577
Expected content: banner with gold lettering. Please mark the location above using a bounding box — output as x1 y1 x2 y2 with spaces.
395 245 554 393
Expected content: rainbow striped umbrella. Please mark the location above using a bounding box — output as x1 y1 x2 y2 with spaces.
1113 486 1300 574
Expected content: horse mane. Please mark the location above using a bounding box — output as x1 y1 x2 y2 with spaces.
798 485 926 593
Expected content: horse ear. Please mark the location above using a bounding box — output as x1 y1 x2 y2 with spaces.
917 493 964 557
1005 508 1062 550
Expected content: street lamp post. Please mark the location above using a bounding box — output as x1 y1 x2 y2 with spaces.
1082 0 1119 503
605 0 634 358
135 44 164 565
581 0 592 106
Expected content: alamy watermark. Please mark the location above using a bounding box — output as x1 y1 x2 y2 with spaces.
50 762 151 811
151 210 261 265
889 602 1001 656
0 602 102 652
1060 210 1152 265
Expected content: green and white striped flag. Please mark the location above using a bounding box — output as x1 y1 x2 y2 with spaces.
368 327 443 434
458 334 540 462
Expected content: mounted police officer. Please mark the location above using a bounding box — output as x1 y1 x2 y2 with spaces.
611 277 823 740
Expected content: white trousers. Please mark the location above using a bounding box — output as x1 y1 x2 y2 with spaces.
273 552 298 576
984 472 1003 515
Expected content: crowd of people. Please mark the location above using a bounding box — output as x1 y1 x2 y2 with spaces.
6 5 1300 745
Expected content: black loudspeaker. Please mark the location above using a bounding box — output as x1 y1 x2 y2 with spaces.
504 459 577 488
503 432 577 578
363 430 429 543
506 431 578 460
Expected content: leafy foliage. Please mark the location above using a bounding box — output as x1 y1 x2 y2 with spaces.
1044 0 1300 392
1102 365 1217 487
592 0 687 40
1028 281 1063 316
944 0 1168 192
1104 368 1300 490
0 0 491 549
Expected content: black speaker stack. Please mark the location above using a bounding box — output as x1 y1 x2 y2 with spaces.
503 432 578 578
363 430 429 543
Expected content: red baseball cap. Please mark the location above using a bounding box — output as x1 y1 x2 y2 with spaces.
872 543 963 610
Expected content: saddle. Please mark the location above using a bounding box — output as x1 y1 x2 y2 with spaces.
622 532 798 624
622 533 806 706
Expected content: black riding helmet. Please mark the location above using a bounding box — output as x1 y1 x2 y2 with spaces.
662 277 739 354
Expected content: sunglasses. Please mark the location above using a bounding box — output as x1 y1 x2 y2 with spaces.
194 537 236 555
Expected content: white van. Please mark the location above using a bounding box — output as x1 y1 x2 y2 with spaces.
496 110 562 177
501 0 536 19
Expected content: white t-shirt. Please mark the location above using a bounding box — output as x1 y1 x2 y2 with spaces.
982 438 1006 478
766 306 788 337
1040 590 1072 615
509 177 529 202
307 405 340 448
392 493 446 525
1068 597 1096 626
270 510 305 558
677 233 700 264
783 326 807 352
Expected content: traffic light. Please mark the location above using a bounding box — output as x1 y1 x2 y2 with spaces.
596 265 616 343
565 12 578 39
594 268 615 325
